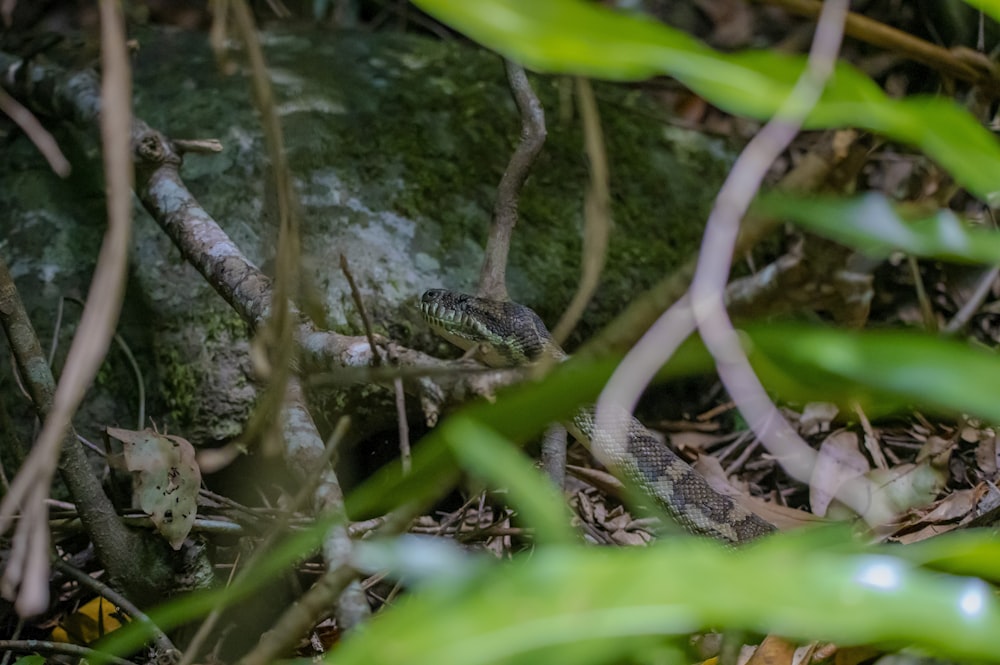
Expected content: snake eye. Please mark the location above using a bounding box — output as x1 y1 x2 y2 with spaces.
421 289 445 304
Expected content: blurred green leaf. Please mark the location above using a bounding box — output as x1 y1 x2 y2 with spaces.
962 0 1000 25
411 0 1000 200
893 529 1000 583
329 531 1000 664
445 417 578 544
745 324 1000 420
352 536 487 586
755 192 1000 263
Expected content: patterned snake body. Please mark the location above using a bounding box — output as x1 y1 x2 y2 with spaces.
419 289 776 545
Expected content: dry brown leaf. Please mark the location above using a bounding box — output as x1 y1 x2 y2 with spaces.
974 430 999 476
919 488 977 523
894 522 957 545
694 0 754 47
832 645 882 665
744 634 799 665
107 426 200 549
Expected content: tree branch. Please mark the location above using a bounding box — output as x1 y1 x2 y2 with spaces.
477 60 547 301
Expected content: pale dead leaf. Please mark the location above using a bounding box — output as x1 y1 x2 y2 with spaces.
812 642 838 663
670 430 732 451
887 488 978 544
975 431 998 476
799 402 839 436
604 510 631 532
831 129 859 160
107 427 200 549
916 435 955 466
810 431 869 517
609 529 648 546
866 435 951 517
573 490 596 523
894 522 957 544
920 488 977 523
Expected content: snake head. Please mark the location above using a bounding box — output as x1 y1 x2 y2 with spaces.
419 289 558 367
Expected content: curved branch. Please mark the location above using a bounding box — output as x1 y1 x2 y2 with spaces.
478 60 547 301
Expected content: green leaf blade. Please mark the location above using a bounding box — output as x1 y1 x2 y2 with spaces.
329 535 1000 665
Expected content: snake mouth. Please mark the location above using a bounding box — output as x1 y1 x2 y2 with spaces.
418 289 490 348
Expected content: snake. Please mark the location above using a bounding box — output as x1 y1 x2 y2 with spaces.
419 288 777 545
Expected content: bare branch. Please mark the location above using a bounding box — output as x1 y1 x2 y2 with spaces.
0 87 70 176
478 60 546 301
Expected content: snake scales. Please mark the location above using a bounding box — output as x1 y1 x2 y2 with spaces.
419 289 777 545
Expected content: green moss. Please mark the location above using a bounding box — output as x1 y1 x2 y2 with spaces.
202 310 249 344
157 347 201 426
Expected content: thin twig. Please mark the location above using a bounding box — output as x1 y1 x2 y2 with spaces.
944 265 1000 334
225 0 299 458
340 253 411 469
394 377 411 473
0 0 134 616
551 77 610 346
908 255 937 332
478 60 547 301
237 566 358 665
0 87 70 177
339 254 382 366
48 292 65 367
